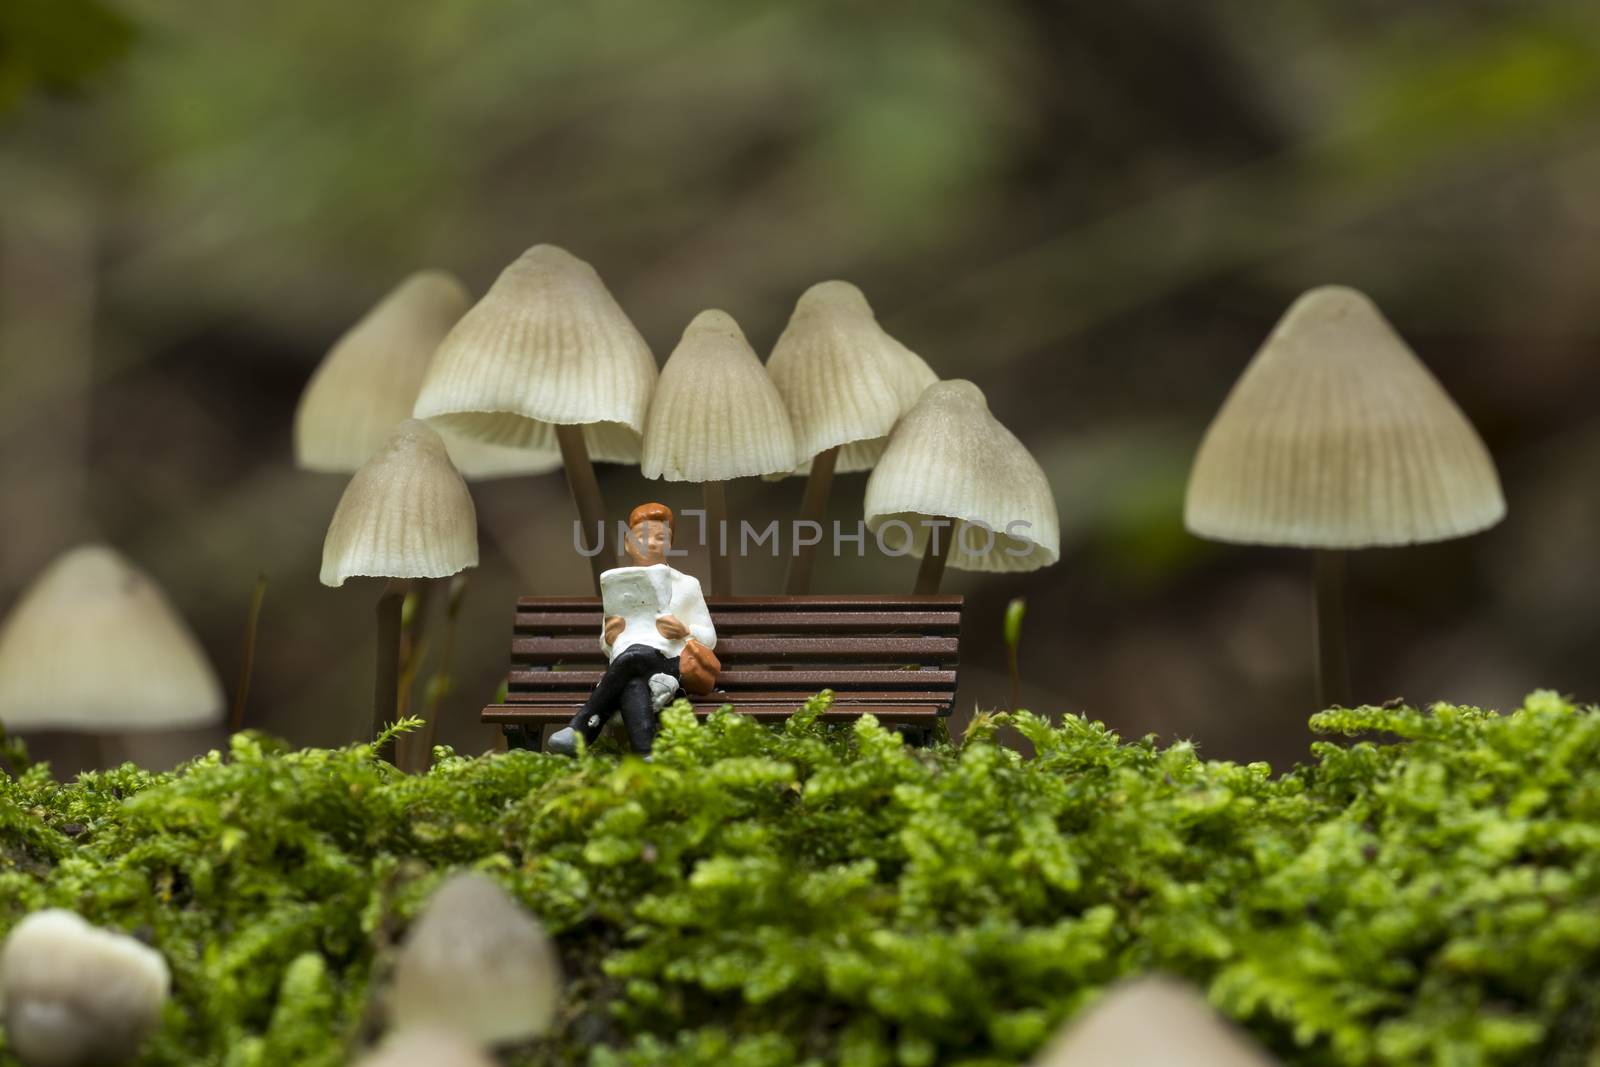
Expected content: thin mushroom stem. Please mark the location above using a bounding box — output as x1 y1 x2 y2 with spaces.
400 579 435 716
913 520 952 595
704 480 731 596
394 578 435 772
556 424 610 593
785 445 838 594
373 579 406 762
417 572 469 772
229 573 267 734
1313 549 1352 709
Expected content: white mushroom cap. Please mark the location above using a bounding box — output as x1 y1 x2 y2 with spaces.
320 421 478 588
1030 977 1280 1066
294 270 561 481
641 310 798 482
766 280 937 473
1185 285 1506 548
413 245 658 463
0 546 224 732
0 910 170 1067
350 1028 497 1067
295 271 471 473
864 380 1059 572
390 872 562 1046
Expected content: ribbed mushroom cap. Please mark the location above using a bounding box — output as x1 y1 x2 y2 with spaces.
766 280 937 473
413 245 658 463
865 380 1059 572
1031 977 1279 1067
295 271 472 473
0 546 224 732
390 872 562 1046
294 270 561 480
0 909 170 1067
351 1028 497 1067
1185 286 1505 548
320 420 478 588
641 310 798 481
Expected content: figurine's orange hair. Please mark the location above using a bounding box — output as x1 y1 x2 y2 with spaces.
628 502 673 534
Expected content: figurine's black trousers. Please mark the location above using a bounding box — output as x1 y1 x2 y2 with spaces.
569 644 680 753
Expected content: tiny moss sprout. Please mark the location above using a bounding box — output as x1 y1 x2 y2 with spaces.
1004 597 1025 712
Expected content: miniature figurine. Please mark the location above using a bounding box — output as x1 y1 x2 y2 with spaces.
548 503 717 756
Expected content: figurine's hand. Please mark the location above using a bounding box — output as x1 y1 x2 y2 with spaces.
655 614 689 641
603 615 626 647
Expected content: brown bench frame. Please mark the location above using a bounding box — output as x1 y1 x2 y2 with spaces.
482 594 962 750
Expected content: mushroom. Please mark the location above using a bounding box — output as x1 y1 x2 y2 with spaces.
766 281 937 592
641 310 797 594
390 872 562 1046
351 1029 496 1067
321 420 477 757
1030 977 1279 1066
864 380 1059 594
0 545 223 760
0 909 170 1067
1184 285 1505 708
294 269 561 481
412 245 659 590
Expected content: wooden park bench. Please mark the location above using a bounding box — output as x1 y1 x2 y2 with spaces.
482 594 962 750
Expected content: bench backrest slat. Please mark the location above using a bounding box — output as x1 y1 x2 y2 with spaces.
504 595 960 712
515 610 961 635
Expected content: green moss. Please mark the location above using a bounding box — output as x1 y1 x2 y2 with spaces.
3 692 1600 1066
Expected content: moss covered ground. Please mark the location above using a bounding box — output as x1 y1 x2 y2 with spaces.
3 692 1599 1066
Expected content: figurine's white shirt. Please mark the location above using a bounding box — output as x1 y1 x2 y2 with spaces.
599 563 715 661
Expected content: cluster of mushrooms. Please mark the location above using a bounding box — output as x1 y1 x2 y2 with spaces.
300 245 1065 598
300 245 1062 752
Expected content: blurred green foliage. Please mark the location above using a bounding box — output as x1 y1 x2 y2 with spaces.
4 692 1600 1065
0 0 131 113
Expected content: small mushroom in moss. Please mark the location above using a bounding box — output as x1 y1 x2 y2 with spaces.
321 420 477 757
766 281 937 592
413 245 659 590
0 909 170 1067
641 310 797 594
0 545 223 765
1185 286 1505 708
865 380 1058 594
295 269 559 481
1031 976 1279 1066
351 1028 496 1067
389 872 562 1046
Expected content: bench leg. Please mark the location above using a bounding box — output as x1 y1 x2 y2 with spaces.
892 724 933 748
504 724 538 752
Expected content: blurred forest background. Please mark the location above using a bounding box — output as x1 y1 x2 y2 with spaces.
3 0 1599 773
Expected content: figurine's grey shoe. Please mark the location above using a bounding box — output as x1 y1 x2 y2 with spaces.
547 727 579 757
648 673 680 711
